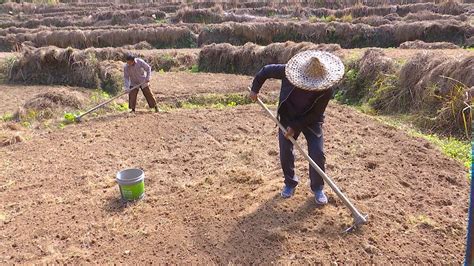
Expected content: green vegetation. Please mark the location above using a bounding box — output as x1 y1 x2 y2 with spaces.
190 65 199 73
321 15 337 23
308 16 319 23
64 112 76 123
155 18 167 24
177 93 253 109
0 55 18 82
1 113 14 122
111 102 129 112
91 90 111 103
21 121 31 128
342 14 353 23
367 112 471 169
418 134 470 169
155 93 277 111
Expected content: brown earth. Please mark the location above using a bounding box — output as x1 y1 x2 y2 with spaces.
0 72 469 264
0 84 91 116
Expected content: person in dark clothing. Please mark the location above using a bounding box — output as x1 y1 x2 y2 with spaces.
249 50 345 205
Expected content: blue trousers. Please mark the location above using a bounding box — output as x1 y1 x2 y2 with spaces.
279 123 325 192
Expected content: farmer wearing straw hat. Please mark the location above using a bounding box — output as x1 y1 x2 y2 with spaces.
124 54 158 113
249 51 344 205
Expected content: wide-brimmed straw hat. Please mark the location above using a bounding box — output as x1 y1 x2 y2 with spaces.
285 50 345 91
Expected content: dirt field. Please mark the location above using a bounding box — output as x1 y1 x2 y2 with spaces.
0 72 469 264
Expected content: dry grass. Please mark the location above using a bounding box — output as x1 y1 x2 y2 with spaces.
197 20 470 49
1 25 196 51
199 41 340 75
399 40 460 49
368 52 473 137
9 46 100 88
8 46 198 91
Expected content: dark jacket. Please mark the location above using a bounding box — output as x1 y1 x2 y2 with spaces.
251 64 333 131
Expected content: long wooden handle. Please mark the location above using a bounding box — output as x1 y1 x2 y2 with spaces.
77 82 147 119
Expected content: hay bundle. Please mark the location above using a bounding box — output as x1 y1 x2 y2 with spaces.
396 3 437 16
99 60 123 95
23 91 83 110
393 21 428 44
340 48 396 103
9 46 100 89
413 55 474 136
172 6 224 23
199 41 341 75
122 41 153 50
14 90 85 121
404 11 445 21
353 16 391 26
384 13 401 21
399 40 460 49
3 26 197 50
375 52 473 135
417 55 474 97
197 21 470 49
357 49 395 83
392 52 446 112
437 0 466 15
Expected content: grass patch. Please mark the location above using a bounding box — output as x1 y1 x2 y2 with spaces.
111 102 129 112
308 16 318 23
1 113 14 122
91 90 111 103
413 133 470 169
162 93 277 111
341 14 353 23
190 65 199 73
63 112 77 123
177 93 251 109
321 15 337 23
369 112 471 169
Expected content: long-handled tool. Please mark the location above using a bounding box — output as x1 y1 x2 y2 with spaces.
249 88 368 232
75 82 147 122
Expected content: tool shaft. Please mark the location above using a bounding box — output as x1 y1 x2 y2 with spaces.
250 88 367 225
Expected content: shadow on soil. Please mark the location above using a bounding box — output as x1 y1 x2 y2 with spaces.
193 193 343 263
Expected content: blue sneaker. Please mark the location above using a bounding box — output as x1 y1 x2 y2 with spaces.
281 185 295 198
314 189 328 205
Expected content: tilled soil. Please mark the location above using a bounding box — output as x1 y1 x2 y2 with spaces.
0 93 469 263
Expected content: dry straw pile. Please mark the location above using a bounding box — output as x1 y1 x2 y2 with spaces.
399 40 460 49
199 41 341 75
0 25 196 51
9 46 100 88
8 46 198 94
355 50 474 136
198 21 471 48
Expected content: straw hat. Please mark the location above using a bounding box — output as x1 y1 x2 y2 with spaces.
285 50 345 91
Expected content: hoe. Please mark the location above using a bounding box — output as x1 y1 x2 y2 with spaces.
249 88 368 232
75 82 147 122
